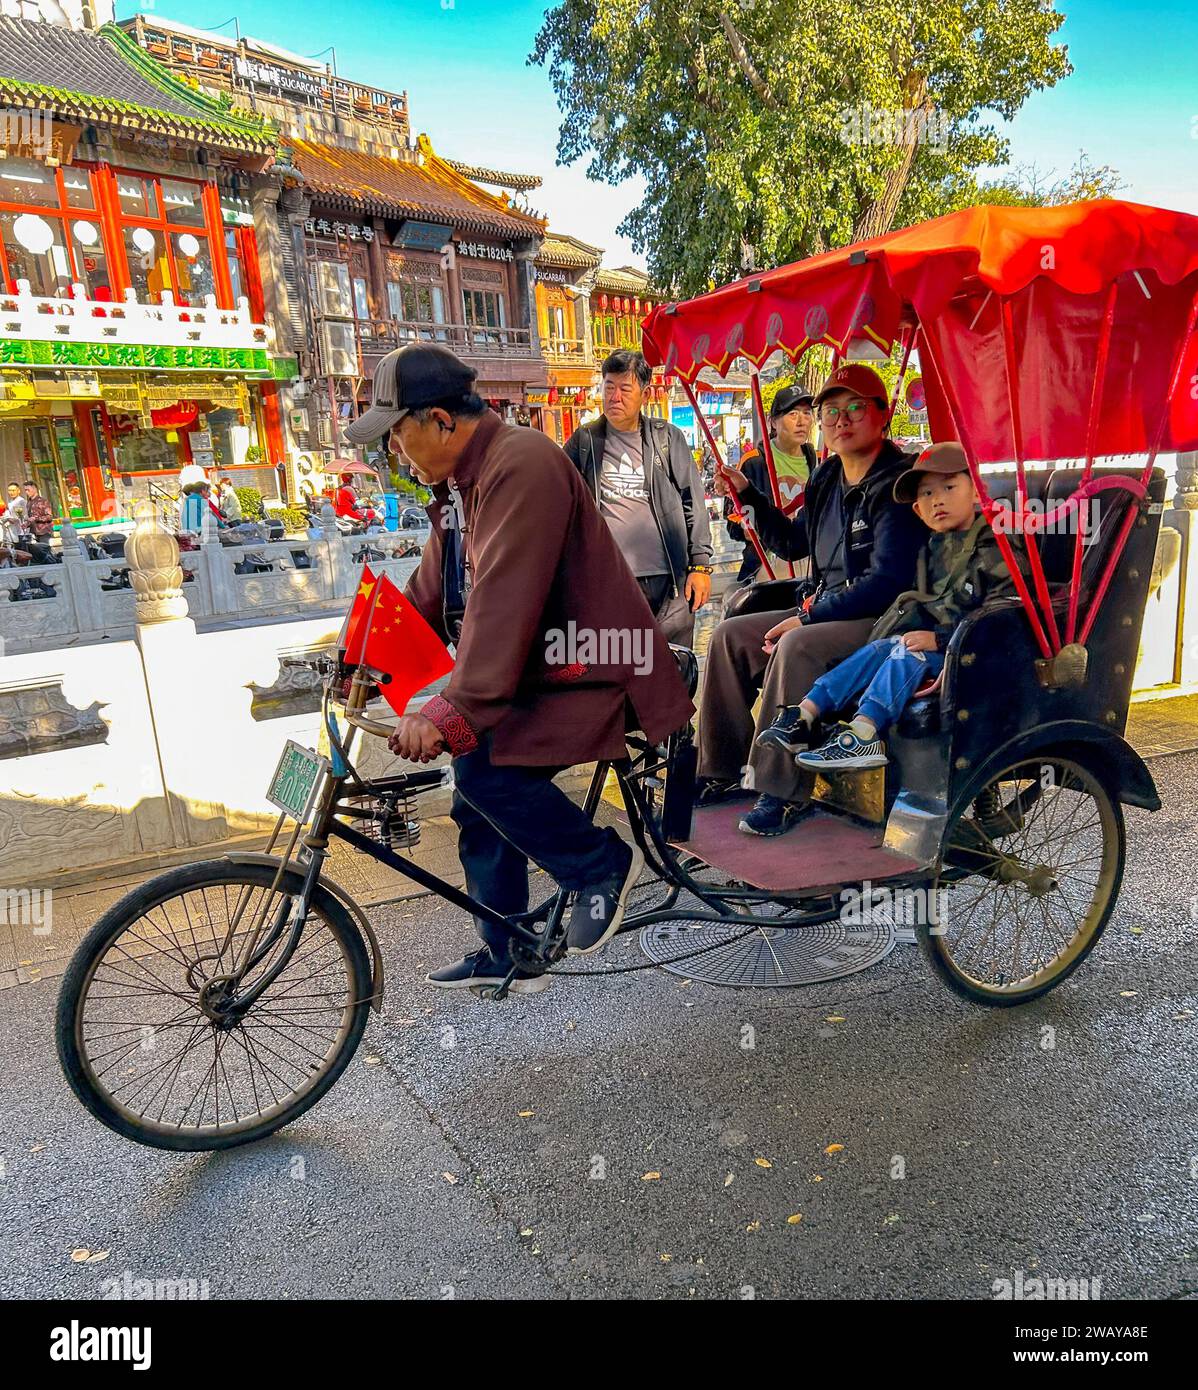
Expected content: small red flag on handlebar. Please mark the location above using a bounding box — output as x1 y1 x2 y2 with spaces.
342 566 454 715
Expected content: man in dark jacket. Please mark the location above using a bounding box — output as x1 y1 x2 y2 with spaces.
345 345 693 994
726 384 817 583
564 349 712 646
701 363 925 835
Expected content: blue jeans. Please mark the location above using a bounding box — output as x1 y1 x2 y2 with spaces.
806 637 945 734
450 735 627 960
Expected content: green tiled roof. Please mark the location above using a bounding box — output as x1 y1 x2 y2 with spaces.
0 19 275 153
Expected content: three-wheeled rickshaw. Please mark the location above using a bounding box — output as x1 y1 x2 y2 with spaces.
57 200 1198 1150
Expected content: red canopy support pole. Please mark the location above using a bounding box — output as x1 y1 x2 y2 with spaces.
1064 281 1119 643
888 324 915 422
919 318 1054 660
1000 298 1061 652
1078 287 1198 646
748 369 794 578
677 371 776 581
818 347 842 463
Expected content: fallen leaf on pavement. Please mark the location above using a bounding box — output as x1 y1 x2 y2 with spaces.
724 1173 734 1187
441 1172 460 1184
824 1016 846 1023
85 1251 110 1264
824 1143 844 1154
518 1110 534 1118
363 1055 382 1066
754 1157 772 1169
70 1249 91 1263
786 1213 803 1225
1119 991 1138 997
745 1220 761 1233
642 1171 661 1181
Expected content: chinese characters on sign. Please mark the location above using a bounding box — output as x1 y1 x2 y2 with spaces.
304 219 375 242
458 243 514 262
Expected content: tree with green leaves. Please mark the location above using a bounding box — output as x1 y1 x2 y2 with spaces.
531 0 1073 296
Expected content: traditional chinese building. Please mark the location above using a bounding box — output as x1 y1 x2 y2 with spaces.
285 134 548 460
0 8 289 521
530 232 601 443
590 265 671 421
121 12 550 491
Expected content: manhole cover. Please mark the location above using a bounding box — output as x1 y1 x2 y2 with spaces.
639 914 896 988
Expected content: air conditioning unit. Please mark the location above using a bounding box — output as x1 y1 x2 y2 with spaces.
320 321 359 377
316 416 334 446
316 261 352 316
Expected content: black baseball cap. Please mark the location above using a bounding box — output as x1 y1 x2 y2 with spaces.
343 344 477 445
770 384 814 418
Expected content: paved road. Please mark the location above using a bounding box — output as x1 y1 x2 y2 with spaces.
2 753 1196 1301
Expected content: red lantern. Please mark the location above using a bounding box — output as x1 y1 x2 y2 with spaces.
599 294 609 311
574 388 587 405
548 385 559 405
633 298 641 314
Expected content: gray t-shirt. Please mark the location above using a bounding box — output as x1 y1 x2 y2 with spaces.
598 425 670 577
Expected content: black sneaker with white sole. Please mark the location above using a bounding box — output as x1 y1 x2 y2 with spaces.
566 840 645 956
755 704 817 754
426 947 551 995
695 777 750 807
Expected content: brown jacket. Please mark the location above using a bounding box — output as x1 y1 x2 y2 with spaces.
405 411 694 766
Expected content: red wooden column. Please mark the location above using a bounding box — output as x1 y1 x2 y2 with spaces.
73 403 113 520
91 164 130 300
201 182 235 309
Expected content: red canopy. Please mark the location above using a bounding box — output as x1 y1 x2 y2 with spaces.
642 199 1198 463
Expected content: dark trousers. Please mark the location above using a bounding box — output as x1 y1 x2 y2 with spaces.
450 735 626 960
638 573 695 647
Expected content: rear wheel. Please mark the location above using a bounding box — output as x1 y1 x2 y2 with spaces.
922 756 1123 1006
56 861 372 1151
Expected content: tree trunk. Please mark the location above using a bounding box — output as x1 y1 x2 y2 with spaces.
851 74 932 244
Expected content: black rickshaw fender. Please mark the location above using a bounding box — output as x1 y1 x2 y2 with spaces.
223 851 386 1012
952 720 1160 817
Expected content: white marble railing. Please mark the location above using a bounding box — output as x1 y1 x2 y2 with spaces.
0 281 271 352
0 530 427 653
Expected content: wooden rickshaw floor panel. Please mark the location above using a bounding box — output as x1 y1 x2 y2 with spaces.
674 801 922 893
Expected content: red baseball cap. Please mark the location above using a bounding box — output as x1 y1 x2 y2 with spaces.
812 363 889 409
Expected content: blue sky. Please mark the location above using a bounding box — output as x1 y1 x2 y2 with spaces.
120 0 1198 267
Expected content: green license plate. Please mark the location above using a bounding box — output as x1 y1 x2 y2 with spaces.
266 741 327 822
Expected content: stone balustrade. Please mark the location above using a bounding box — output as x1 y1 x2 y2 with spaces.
0 531 426 654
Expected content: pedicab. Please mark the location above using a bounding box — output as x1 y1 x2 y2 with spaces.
57 200 1198 1150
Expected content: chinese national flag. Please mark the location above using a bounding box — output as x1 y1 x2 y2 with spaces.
341 566 454 716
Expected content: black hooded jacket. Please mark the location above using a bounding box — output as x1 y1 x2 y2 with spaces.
736 438 925 625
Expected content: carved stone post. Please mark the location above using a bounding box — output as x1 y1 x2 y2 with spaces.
125 500 188 624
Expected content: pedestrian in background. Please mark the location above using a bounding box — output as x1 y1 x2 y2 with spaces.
564 348 712 646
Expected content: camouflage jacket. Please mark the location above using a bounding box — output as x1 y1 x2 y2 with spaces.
870 515 1023 651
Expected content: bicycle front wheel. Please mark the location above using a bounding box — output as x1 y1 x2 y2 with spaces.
56 860 373 1151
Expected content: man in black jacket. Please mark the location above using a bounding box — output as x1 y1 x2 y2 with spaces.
701 364 924 835
727 384 817 583
564 349 712 645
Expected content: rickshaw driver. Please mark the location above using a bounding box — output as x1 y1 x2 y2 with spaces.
344 344 694 995
703 364 924 835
